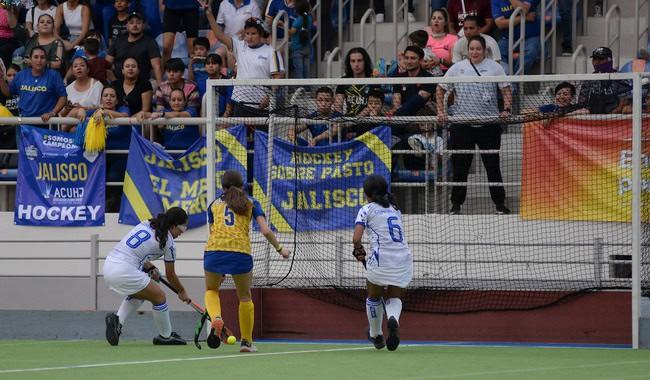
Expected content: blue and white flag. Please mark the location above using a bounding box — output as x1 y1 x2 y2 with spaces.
15 126 105 226
253 126 391 232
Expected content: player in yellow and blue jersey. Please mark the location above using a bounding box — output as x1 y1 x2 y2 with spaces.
203 170 290 352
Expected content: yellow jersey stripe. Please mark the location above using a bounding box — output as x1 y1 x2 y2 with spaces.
216 128 247 169
252 179 294 233
355 130 391 169
123 172 153 221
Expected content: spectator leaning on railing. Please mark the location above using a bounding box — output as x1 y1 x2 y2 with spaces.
113 56 153 121
436 35 512 215
0 46 67 128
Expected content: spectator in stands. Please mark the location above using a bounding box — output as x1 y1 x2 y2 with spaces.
107 0 130 47
391 46 435 117
559 0 573 56
154 58 200 116
289 0 313 79
114 56 153 121
55 0 93 52
436 35 512 215
578 46 630 114
107 12 163 84
189 37 210 93
620 49 650 74
334 47 375 116
199 54 233 118
290 87 342 145
149 88 201 152
351 87 387 139
492 0 541 74
0 63 20 170
0 46 67 127
408 30 443 76
23 14 64 71
216 0 263 71
452 15 501 64
161 0 200 66
424 8 458 73
374 0 415 24
447 0 495 35
523 81 588 126
83 37 113 84
60 56 104 119
0 64 20 116
26 0 58 38
265 0 296 40
0 5 18 69
205 8 284 118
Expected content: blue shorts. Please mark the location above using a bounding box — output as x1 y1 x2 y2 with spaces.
204 251 253 275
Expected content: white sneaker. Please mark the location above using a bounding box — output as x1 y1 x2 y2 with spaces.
376 13 384 23
407 12 416 22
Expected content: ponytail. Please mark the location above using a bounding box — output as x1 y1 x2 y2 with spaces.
363 174 399 210
221 170 251 215
148 207 188 250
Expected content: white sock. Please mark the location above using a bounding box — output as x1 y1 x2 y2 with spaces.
152 301 172 338
116 296 144 326
384 298 402 322
366 298 384 338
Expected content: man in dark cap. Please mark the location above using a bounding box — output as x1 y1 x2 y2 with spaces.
106 12 163 84
577 46 630 114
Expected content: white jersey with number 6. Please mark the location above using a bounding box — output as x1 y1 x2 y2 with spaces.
107 222 176 270
355 203 413 288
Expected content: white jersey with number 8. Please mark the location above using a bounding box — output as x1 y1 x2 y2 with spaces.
107 222 176 270
355 203 413 288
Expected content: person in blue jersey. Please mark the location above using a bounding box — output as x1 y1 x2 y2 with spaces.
264 0 297 40
353 175 413 352
288 0 313 78
103 207 190 346
203 170 290 353
0 46 67 128
189 37 210 93
199 54 233 118
290 87 342 146
148 88 200 152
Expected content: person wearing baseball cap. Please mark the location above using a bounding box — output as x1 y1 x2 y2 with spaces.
590 46 615 73
577 46 629 114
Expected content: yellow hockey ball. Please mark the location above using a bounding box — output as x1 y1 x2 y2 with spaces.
227 336 236 345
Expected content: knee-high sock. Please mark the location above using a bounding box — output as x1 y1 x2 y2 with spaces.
238 300 254 343
384 298 402 322
116 296 144 326
366 298 384 338
152 301 172 338
204 290 222 321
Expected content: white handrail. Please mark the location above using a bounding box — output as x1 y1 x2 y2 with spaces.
508 7 526 75
604 4 621 68
540 0 557 74
571 0 589 51
271 10 290 78
571 44 589 73
312 0 322 76
326 47 342 78
393 0 410 59
359 9 377 64
635 0 650 54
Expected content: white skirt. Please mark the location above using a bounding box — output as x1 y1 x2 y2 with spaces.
366 260 413 289
102 257 151 296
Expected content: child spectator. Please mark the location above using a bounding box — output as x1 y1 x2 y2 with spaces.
408 30 443 77
289 0 313 79
199 54 233 118
216 0 262 72
149 88 201 152
25 0 58 38
350 87 385 139
291 87 342 146
107 0 130 46
154 58 200 115
83 37 112 83
189 36 210 91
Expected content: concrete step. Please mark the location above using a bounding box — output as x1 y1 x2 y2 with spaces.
589 0 640 18
554 54 635 74
581 16 648 38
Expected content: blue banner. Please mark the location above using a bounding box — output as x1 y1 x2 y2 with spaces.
119 125 247 229
15 126 105 226
253 126 392 232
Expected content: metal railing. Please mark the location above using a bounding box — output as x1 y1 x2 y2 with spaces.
540 0 558 74
393 0 410 60
604 4 621 68
359 9 377 63
312 0 322 76
509 6 526 75
571 44 589 73
271 10 290 78
635 0 650 54
326 47 343 78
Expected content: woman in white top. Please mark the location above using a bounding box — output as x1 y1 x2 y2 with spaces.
55 0 92 51
26 0 58 37
205 5 284 117
103 207 191 346
353 175 413 352
436 35 512 215
60 56 103 124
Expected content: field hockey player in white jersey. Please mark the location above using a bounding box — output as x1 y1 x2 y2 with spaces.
103 207 191 346
353 175 413 351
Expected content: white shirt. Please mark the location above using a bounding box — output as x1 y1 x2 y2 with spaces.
217 0 262 38
107 222 176 269
26 5 57 28
66 78 103 108
355 203 411 268
451 33 502 63
231 38 284 104
440 58 509 118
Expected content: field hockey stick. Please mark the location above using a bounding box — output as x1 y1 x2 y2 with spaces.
158 276 235 349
